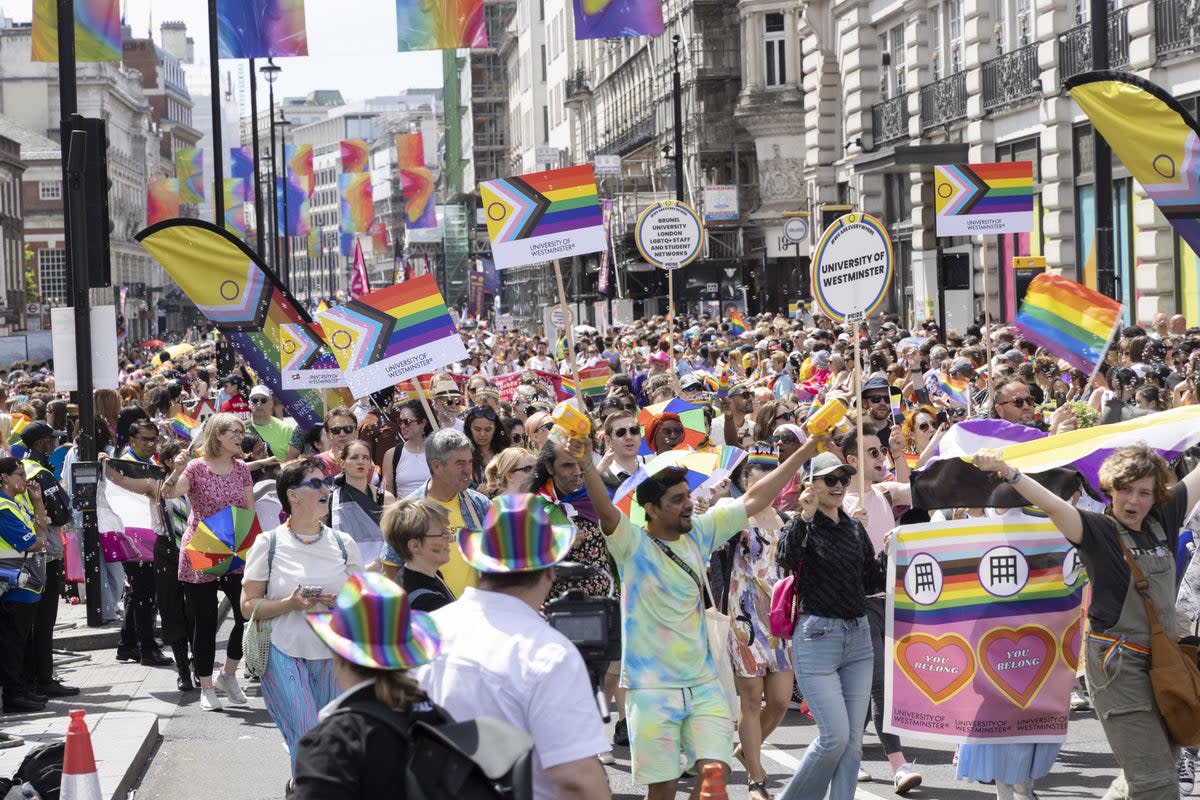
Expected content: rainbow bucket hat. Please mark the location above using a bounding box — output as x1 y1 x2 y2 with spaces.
306 572 440 671
459 494 575 573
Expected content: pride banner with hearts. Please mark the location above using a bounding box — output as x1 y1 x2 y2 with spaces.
884 513 1087 743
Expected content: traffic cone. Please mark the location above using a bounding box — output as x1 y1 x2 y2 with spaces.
61 709 102 800
698 762 728 800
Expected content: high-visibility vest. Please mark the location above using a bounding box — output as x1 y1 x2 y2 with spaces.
0 493 36 555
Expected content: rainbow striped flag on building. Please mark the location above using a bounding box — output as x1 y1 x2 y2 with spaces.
1014 273 1121 375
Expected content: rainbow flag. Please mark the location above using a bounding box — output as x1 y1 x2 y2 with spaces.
32 0 121 62
561 365 611 399
286 144 315 197
729 309 747 335
396 0 487 51
396 133 437 228
937 373 969 406
1014 273 1122 374
223 179 246 237
147 179 180 226
479 164 605 269
339 174 373 234
175 148 204 205
316 274 468 398
340 140 369 174
172 413 200 441
934 161 1034 237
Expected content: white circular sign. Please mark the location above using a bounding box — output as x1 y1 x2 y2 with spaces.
550 305 574 330
783 217 809 243
810 213 894 324
635 200 704 270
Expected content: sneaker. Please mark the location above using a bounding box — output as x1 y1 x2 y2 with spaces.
598 750 615 766
214 671 248 707
858 768 871 782
199 688 222 712
894 763 923 796
1069 688 1091 711
1179 749 1196 795
613 717 629 747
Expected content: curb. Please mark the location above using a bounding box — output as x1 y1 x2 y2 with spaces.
55 626 122 652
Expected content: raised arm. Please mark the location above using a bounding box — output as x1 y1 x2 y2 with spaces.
1181 458 1200 517
570 438 622 535
973 450 1083 543
742 433 827 518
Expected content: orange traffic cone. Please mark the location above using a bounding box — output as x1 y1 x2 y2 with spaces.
698 762 728 800
61 709 102 800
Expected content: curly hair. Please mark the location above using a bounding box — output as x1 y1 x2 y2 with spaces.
900 404 939 447
481 446 533 498
1098 444 1174 505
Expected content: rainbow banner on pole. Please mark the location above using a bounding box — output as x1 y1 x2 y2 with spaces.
279 322 345 390
223 179 247 236
229 147 255 202
1014 272 1122 375
339 174 373 235
885 514 1086 744
216 0 308 58
286 144 315 198
147 179 180 226
396 133 437 229
176 148 205 205
395 0 487 51
479 164 605 269
32 0 121 61
934 162 1034 237
340 140 370 174
572 0 664 39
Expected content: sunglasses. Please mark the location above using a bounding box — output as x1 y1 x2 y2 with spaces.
613 425 641 438
468 407 499 421
327 424 356 436
397 417 420 427
249 397 271 405
818 474 850 487
863 395 890 405
916 421 933 432
865 446 889 458
659 426 685 438
510 433 526 443
437 394 463 403
538 422 554 433
774 411 796 422
773 434 799 445
296 476 335 491
510 464 534 474
999 397 1034 408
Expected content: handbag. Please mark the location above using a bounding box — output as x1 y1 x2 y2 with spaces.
769 575 799 639
243 532 278 679
1116 532 1200 746
649 535 738 717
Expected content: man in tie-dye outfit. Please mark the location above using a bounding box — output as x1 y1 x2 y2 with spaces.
574 435 823 800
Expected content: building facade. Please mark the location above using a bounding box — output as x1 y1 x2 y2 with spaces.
0 128 26 334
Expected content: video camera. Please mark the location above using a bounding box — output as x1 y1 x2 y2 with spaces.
544 561 621 721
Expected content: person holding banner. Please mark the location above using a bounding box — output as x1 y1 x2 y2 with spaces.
973 444 1200 800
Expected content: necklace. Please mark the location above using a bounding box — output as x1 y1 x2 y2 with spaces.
287 522 324 545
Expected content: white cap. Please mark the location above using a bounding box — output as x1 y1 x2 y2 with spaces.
249 385 272 399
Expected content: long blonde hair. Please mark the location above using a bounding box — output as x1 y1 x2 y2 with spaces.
197 412 245 458
482 446 532 497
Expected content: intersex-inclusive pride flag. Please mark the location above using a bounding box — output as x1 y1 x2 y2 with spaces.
216 0 308 58
396 0 487 51
1014 273 1121 375
479 164 605 269
316 274 469 398
229 147 255 202
340 140 370 174
32 0 121 61
934 162 1034 237
339 174 374 235
572 0 664 39
286 144 315 197
279 321 345 390
147 179 180 226
396 133 437 228
885 513 1086 744
176 148 205 204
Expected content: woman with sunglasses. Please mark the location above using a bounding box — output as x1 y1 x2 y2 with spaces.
330 441 393 566
241 458 363 772
899 405 945 471
463 406 509 487
776 452 886 800
381 400 432 501
163 412 256 712
753 400 796 442
480 447 536 498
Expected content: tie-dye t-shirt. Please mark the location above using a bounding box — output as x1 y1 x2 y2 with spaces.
607 500 749 689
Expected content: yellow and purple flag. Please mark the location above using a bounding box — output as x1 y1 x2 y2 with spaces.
175 148 204 205
32 0 121 62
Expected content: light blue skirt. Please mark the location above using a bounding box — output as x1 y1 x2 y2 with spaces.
956 742 1061 785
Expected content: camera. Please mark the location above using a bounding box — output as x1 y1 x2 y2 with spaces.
544 562 622 720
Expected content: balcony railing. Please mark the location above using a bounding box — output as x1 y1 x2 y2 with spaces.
565 68 591 101
604 114 655 155
982 43 1040 112
919 72 967 130
1058 8 1131 81
1155 0 1200 57
871 92 910 145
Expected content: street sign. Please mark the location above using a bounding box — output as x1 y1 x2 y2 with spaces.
536 146 561 167
783 216 809 243
25 303 41 315
810 212 894 324
634 200 704 270
593 154 621 175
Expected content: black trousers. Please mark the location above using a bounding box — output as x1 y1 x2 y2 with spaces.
118 561 159 651
181 575 245 678
153 536 192 652
866 595 901 754
0 597 37 697
23 559 63 688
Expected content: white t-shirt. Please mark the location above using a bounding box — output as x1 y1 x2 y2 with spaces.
243 525 364 660
394 445 432 499
418 588 608 800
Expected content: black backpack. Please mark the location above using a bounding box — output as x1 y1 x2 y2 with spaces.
333 703 534 800
12 741 64 800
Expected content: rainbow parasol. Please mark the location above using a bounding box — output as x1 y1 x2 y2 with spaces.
614 446 746 526
186 506 263 576
637 398 709 455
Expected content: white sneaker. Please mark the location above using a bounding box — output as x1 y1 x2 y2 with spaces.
1179 749 1196 795
200 688 222 712
214 671 248 707
894 763 922 796
858 768 871 782
598 750 615 766
1069 689 1091 711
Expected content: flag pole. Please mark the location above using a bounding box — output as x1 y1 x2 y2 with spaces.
853 320 867 504
412 378 440 431
981 251 996 417
553 259 586 414
1081 315 1122 403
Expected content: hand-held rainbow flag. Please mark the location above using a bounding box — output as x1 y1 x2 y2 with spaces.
728 309 747 335
572 0 664 39
216 0 308 58
316 273 469 398
479 164 606 269
937 372 969 406
279 321 345 390
561 364 612 398
934 162 1034 236
1066 73 1200 261
32 0 121 61
171 413 200 441
395 0 487 51
1014 273 1121 375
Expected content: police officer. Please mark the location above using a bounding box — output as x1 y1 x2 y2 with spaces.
0 456 48 713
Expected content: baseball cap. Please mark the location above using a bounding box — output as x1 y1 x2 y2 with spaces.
20 421 64 447
948 358 977 379
809 451 856 478
249 385 272 399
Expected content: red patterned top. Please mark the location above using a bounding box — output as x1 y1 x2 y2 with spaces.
177 458 253 584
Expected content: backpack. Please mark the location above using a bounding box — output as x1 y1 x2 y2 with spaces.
333 702 535 800
13 741 64 799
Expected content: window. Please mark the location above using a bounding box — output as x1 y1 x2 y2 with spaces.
880 24 906 98
38 249 68 305
930 0 963 78
39 180 61 200
540 44 547 82
764 13 787 87
994 0 1034 53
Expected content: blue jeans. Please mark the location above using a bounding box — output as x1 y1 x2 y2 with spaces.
779 614 873 800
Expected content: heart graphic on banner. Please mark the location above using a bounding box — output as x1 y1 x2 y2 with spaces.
980 626 1057 709
896 633 976 704
1061 615 1083 672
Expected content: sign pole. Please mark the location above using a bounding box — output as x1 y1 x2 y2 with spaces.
981 252 995 413
413 379 441 431
553 259 586 414
853 320 867 504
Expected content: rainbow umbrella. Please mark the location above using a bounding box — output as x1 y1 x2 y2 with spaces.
637 398 709 455
615 446 746 526
186 506 263 576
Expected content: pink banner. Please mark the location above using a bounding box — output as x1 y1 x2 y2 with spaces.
491 369 567 403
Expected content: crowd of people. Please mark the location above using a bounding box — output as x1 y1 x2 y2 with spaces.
2 304 1200 800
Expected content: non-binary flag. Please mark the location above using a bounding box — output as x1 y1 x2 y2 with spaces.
396 133 437 229
175 148 204 205
395 0 487 51
479 164 605 269
216 0 308 59
31 0 121 61
572 0 664 39
340 140 369 174
1014 273 1121 375
339 174 373 235
147 179 180 226
316 273 469 397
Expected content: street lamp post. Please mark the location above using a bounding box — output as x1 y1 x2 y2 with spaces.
260 58 282 278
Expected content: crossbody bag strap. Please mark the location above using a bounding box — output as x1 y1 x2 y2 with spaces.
249 530 279 625
1111 519 1169 635
648 534 713 608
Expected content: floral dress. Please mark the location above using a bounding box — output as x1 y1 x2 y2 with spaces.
177 459 252 584
727 525 791 677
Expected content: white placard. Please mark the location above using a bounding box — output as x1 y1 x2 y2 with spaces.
634 200 704 270
703 185 739 221
51 306 118 391
810 213 895 323
593 154 621 175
